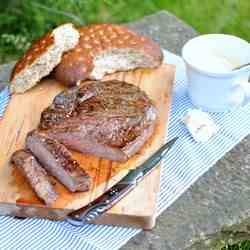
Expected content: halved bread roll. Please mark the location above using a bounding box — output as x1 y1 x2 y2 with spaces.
10 23 79 94
54 24 163 86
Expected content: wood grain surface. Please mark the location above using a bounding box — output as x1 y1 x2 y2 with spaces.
0 64 175 229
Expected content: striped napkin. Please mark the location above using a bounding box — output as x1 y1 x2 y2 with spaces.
0 50 249 250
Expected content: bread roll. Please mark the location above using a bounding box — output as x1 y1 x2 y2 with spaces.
10 23 80 93
54 24 163 86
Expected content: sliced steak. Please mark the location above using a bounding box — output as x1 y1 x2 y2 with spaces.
11 149 58 206
40 80 158 162
26 130 91 192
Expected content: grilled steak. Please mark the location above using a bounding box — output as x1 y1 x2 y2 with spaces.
40 87 78 129
11 149 58 206
40 80 157 162
26 130 91 192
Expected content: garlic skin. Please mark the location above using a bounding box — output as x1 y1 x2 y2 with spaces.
182 109 219 142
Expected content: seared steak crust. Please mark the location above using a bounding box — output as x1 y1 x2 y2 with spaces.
40 87 78 129
40 80 157 162
26 130 91 192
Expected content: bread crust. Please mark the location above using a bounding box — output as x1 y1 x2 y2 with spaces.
54 24 163 86
10 23 79 93
11 32 54 80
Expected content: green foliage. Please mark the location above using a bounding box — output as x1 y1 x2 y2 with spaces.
0 33 30 62
0 0 85 61
222 240 250 250
154 0 250 41
0 0 249 63
0 0 158 61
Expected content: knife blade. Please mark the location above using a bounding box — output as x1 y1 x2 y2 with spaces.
67 137 178 226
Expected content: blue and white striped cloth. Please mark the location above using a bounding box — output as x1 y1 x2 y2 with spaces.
0 50 249 250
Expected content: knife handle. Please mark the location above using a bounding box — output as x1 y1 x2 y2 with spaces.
67 183 134 226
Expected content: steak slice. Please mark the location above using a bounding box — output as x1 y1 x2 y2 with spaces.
40 80 158 162
11 149 58 206
26 130 91 192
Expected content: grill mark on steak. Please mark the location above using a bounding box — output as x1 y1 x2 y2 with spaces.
40 80 157 162
26 130 91 192
40 87 78 129
11 149 58 206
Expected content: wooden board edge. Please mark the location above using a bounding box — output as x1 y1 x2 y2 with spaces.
94 64 176 228
0 63 176 229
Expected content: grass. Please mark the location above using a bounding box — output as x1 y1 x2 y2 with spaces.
222 241 250 250
155 0 250 41
0 0 249 63
0 0 250 249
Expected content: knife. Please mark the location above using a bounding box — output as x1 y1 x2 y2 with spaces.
67 137 178 226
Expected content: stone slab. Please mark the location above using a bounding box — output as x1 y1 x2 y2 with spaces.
122 11 250 250
126 10 197 55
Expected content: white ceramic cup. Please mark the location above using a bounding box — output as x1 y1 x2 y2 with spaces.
182 34 250 112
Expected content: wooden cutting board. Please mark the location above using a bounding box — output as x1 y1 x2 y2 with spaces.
0 64 175 229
